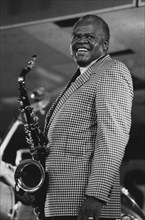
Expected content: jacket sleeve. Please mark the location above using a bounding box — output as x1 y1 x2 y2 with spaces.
85 61 133 203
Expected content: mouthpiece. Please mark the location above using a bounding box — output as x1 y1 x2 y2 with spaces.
32 55 37 58
27 55 37 68
19 55 37 78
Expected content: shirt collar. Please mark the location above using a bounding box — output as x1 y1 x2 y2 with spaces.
79 55 106 75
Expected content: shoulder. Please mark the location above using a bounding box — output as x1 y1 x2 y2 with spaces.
109 58 130 73
99 56 133 83
109 58 133 86
99 57 134 97
93 55 131 77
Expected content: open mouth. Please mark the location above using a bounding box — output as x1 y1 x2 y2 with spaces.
76 48 89 56
77 48 88 52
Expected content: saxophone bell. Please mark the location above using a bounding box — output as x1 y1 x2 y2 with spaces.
14 159 45 193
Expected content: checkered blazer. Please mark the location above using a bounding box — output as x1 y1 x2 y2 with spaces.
44 55 133 218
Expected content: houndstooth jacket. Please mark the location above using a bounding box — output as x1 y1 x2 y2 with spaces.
44 55 133 218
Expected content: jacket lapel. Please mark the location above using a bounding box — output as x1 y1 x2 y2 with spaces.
44 55 112 134
44 70 92 133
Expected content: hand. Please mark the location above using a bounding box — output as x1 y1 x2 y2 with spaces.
0 161 16 188
15 187 36 206
77 196 103 220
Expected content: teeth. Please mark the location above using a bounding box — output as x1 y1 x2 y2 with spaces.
77 48 88 52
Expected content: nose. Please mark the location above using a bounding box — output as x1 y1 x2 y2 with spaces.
77 36 88 44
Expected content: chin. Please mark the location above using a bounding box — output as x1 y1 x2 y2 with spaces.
76 60 90 67
75 54 92 67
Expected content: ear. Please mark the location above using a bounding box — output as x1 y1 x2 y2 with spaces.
103 40 109 52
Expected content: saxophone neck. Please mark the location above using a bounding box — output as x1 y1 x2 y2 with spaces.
19 55 37 78
18 55 37 108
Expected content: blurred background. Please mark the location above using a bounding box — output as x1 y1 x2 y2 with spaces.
0 0 145 218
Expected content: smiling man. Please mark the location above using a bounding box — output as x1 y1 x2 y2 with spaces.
43 15 134 220
70 15 109 67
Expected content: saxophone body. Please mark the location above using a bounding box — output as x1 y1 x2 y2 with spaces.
14 56 48 219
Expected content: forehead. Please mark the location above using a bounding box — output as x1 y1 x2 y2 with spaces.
72 23 98 35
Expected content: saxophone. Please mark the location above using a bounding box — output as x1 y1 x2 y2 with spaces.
14 55 48 219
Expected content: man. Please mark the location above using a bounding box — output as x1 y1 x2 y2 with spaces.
44 15 133 220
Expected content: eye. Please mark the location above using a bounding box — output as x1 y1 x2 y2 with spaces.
85 34 95 40
72 33 96 41
72 34 81 40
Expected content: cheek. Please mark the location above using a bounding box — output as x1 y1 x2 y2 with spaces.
70 42 76 53
70 45 73 55
94 43 104 53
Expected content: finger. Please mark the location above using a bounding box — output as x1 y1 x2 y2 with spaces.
86 214 95 220
77 209 83 220
83 210 91 220
87 217 95 220
84 214 89 220
94 212 99 220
